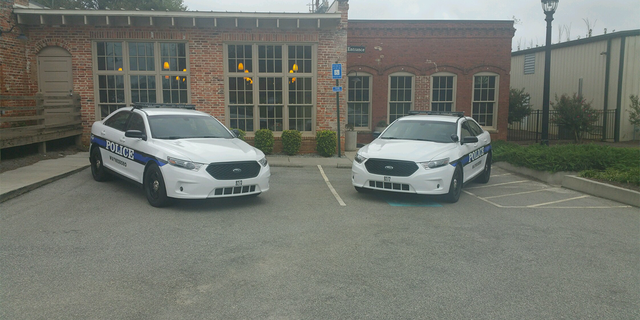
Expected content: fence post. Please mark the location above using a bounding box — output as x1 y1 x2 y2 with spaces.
535 110 540 144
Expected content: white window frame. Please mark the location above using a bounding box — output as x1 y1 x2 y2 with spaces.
430 72 457 112
224 43 317 135
471 72 499 129
388 72 415 124
347 72 372 130
92 41 190 120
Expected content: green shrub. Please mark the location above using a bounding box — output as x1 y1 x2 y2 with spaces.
282 130 302 155
628 94 640 126
316 130 337 157
254 129 274 155
509 88 532 124
551 94 598 143
230 128 246 140
491 141 640 186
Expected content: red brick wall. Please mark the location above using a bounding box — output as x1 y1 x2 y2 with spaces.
1 0 349 153
347 20 515 142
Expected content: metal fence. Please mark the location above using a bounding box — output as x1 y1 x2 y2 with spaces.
507 110 618 142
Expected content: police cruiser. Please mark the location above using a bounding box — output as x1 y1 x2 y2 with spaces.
351 111 491 203
90 103 270 207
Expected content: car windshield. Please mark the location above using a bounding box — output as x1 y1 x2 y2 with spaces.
148 114 234 139
380 120 456 143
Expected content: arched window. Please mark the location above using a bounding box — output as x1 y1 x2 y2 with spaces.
471 73 499 128
347 72 372 129
431 72 457 112
388 72 414 123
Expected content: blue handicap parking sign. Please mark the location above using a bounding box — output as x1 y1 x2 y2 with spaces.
332 63 342 79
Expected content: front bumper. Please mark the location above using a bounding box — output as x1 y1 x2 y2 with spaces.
161 163 270 199
351 160 455 195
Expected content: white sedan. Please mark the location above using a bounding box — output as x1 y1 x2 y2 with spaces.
90 104 270 207
352 112 491 203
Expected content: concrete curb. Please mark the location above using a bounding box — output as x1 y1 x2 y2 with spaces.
494 162 639 207
562 175 640 207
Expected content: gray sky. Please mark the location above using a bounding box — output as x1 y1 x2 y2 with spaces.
182 0 639 51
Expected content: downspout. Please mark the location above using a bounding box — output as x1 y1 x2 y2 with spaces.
601 39 611 141
614 36 626 142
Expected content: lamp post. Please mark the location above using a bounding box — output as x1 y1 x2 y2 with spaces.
540 0 558 146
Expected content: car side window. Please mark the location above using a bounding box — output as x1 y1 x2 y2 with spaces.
127 113 146 132
467 120 484 136
104 111 131 131
460 121 474 139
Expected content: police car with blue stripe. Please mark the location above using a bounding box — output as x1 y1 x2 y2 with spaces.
90 103 270 207
351 111 491 203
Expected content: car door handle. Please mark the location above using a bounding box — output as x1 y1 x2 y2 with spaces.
120 137 126 143
101 130 106 136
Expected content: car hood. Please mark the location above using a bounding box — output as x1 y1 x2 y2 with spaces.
152 138 264 163
359 139 457 162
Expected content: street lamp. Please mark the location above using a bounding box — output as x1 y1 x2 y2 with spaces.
540 0 558 146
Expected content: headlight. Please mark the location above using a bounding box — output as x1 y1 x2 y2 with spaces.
420 157 449 169
354 153 367 164
258 157 268 167
167 156 203 171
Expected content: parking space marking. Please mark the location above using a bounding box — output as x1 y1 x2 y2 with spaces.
317 165 346 207
465 180 527 190
482 187 560 199
492 173 513 177
527 195 590 208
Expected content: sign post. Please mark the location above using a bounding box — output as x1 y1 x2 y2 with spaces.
332 63 342 157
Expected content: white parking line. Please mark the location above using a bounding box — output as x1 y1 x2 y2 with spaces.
317 165 346 207
465 180 527 190
527 195 590 208
483 187 560 199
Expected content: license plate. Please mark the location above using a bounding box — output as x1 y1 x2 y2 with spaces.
236 180 243 186
384 176 391 182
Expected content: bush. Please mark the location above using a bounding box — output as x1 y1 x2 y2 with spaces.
316 130 337 157
628 94 640 126
491 141 640 186
254 129 274 155
509 88 532 124
282 130 302 155
551 94 598 143
230 128 246 140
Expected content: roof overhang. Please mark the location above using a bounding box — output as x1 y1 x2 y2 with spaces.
12 8 342 30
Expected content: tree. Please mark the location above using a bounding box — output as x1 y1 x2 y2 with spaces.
41 0 186 11
628 94 640 126
551 94 598 143
508 88 532 124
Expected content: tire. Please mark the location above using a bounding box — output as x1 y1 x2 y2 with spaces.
90 147 110 182
144 163 171 207
475 152 492 184
444 166 463 203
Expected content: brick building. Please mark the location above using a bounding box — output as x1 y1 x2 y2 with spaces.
1 0 514 153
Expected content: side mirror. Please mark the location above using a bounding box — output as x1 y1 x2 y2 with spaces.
125 130 147 141
231 129 241 138
450 134 459 142
461 136 479 144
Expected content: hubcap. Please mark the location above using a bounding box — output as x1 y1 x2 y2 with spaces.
152 180 159 192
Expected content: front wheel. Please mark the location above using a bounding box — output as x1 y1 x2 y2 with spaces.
90 147 110 182
144 163 171 207
444 166 463 203
475 152 492 184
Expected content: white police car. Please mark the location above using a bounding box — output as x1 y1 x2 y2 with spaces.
352 111 491 203
89 103 270 207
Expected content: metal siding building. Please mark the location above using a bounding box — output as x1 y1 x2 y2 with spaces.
511 30 640 141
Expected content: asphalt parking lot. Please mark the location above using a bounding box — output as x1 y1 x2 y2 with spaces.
1 166 638 319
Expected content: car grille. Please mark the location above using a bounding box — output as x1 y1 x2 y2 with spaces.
369 181 411 191
206 161 261 180
213 185 257 196
364 159 419 177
